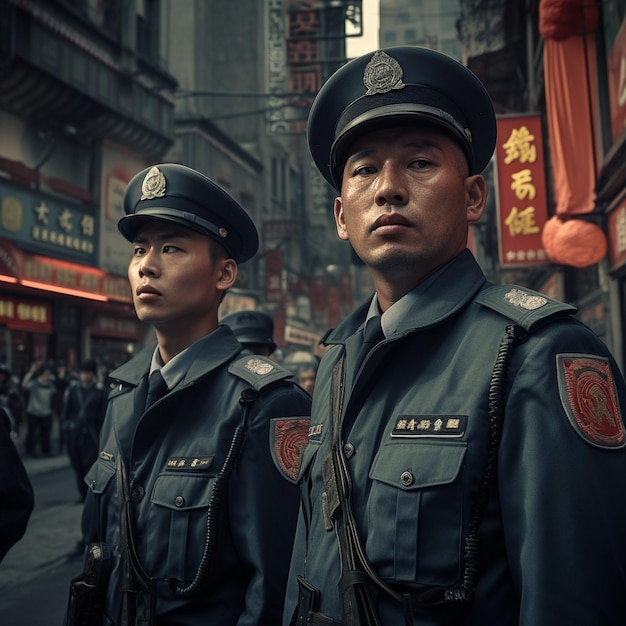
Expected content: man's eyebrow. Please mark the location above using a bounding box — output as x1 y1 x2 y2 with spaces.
347 139 439 163
132 230 192 244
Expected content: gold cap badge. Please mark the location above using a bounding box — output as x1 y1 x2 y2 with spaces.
141 166 167 200
363 50 405 96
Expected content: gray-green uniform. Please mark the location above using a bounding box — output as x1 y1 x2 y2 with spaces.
82 327 311 625
284 250 626 625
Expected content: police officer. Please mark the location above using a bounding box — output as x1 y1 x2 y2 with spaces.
61 358 108 502
283 47 626 625
78 164 311 625
221 310 277 357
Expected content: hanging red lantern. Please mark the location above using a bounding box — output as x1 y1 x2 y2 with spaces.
542 215 607 267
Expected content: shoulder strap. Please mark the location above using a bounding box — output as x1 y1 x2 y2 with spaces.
475 285 576 332
228 354 293 392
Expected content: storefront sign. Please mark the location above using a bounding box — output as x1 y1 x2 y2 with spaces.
285 324 320 347
495 114 549 268
0 179 96 264
0 237 132 303
92 315 141 340
0 295 52 332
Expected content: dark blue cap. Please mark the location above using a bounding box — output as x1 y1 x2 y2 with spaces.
119 163 259 263
308 46 497 190
221 310 276 353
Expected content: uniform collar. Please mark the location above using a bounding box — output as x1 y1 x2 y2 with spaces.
111 326 244 388
326 250 487 344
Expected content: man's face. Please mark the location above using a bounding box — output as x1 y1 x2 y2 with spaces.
334 126 487 289
128 222 236 338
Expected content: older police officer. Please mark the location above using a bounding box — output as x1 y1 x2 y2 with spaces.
283 47 626 625
78 164 311 625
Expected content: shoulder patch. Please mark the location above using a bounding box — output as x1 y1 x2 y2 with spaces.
228 355 292 391
556 354 625 449
476 284 576 332
269 417 310 483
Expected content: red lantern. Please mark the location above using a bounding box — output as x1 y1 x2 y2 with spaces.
542 215 607 267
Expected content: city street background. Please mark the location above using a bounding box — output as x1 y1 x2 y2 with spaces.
0 451 84 626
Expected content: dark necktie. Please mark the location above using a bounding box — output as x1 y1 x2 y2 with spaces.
145 370 168 410
355 315 383 372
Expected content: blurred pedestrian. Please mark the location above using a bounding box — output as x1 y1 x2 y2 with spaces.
297 362 318 396
54 360 73 453
0 408 34 563
0 364 24 439
22 362 56 457
221 309 278 357
77 163 311 625
61 358 108 502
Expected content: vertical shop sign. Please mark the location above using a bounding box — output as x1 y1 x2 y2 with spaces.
608 202 626 272
495 114 549 268
286 0 322 133
264 249 284 303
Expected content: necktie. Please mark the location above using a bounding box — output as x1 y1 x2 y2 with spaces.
144 370 168 410
355 315 383 372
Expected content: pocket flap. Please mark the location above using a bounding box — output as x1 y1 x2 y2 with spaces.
369 442 466 490
151 473 214 511
84 456 116 494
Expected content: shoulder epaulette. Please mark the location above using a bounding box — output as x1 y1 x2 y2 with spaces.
228 355 293 392
475 284 577 332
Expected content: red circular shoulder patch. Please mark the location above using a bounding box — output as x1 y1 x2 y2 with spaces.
270 417 310 482
557 354 625 448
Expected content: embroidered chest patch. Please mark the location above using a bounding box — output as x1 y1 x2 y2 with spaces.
557 354 625 449
165 457 213 471
391 415 467 437
270 417 310 483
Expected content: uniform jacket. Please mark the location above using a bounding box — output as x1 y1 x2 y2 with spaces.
284 250 626 625
82 326 311 625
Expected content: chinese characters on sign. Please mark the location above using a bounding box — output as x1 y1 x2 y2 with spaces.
0 295 51 332
0 181 96 263
495 115 549 268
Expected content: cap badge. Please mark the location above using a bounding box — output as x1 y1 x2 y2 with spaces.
363 50 405 96
141 166 167 200
218 227 228 239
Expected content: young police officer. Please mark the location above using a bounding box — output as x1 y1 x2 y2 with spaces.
78 164 311 625
284 47 626 625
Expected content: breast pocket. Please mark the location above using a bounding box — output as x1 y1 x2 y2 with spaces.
367 442 466 587
151 473 216 580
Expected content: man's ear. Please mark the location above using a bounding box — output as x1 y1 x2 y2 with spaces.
216 258 238 291
466 174 488 223
334 196 349 241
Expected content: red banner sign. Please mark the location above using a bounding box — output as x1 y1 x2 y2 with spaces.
495 114 549 268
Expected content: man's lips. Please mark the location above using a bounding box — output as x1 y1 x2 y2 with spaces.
136 284 162 299
372 213 412 232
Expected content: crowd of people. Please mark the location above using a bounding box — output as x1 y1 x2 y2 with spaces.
2 45 626 625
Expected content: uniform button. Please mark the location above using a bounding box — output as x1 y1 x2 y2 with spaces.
175 495 185 507
400 471 414 487
90 480 96 490
343 442 355 459
130 484 145 502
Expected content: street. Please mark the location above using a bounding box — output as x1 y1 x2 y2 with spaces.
0 456 84 626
